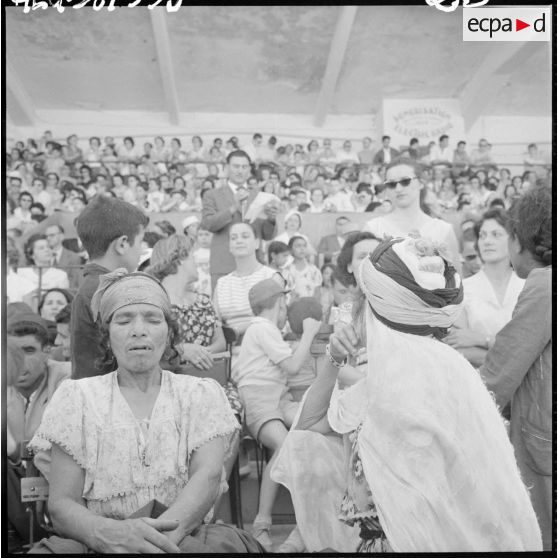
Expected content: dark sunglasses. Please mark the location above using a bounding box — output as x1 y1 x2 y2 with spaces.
383 177 415 190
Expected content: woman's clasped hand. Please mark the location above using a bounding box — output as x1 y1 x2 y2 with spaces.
180 343 214 370
94 517 181 554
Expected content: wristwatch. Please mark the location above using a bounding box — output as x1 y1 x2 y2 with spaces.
325 343 347 368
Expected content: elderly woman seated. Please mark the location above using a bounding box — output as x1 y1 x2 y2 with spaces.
28 270 263 553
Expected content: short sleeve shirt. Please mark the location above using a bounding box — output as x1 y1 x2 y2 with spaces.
233 317 292 388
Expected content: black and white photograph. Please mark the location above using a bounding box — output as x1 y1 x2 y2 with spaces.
4 2 554 553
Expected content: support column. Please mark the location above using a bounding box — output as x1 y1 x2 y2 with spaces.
313 6 358 128
150 8 181 125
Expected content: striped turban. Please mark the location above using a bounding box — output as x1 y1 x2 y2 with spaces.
357 237 463 339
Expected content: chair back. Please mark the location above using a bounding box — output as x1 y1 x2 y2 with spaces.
174 351 230 386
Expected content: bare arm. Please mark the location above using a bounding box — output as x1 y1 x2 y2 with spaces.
207 325 226 353
445 307 491 365
159 437 225 545
48 444 181 553
294 324 361 433
444 226 462 275
279 319 322 375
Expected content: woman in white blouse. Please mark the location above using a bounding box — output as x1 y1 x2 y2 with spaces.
29 270 262 553
445 208 524 366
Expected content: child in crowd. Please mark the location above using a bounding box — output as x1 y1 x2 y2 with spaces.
285 296 323 401
328 266 357 329
267 240 291 272
70 195 149 379
235 278 322 552
286 235 322 299
182 215 200 247
267 241 293 296
192 226 213 296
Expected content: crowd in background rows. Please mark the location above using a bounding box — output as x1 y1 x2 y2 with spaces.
6 131 551 231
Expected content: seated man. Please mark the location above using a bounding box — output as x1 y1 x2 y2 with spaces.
51 304 72 362
6 313 70 544
317 216 350 264
235 279 322 551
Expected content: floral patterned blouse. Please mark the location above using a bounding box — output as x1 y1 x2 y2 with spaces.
172 293 243 418
338 425 392 553
172 294 219 347
30 372 239 521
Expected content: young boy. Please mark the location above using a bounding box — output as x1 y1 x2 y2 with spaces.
285 296 324 401
267 240 292 294
235 278 322 551
286 235 322 299
70 195 149 379
193 226 213 296
267 240 290 272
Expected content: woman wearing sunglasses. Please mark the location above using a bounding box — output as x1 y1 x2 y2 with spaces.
363 162 460 271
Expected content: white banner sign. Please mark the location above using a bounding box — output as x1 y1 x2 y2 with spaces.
382 99 466 148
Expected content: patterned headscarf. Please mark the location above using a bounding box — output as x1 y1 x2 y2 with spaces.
90 268 172 325
358 237 463 339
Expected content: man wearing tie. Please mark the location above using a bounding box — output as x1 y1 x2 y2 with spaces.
202 150 278 291
45 224 83 292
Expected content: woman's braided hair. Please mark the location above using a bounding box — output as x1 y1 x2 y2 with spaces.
145 234 192 281
507 186 552 265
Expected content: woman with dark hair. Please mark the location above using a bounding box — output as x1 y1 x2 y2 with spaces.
328 232 382 387
445 208 524 367
29 270 263 553
153 220 176 238
38 288 74 322
503 183 519 209
214 222 279 339
480 186 552 550
16 234 69 297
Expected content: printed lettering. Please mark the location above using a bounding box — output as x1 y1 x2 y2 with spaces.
534 13 545 32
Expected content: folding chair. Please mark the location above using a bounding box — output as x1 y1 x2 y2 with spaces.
19 443 53 550
176 347 244 530
222 327 269 492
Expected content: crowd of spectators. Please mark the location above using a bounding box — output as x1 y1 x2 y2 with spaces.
6 130 551 293
6 131 550 232
5 129 552 552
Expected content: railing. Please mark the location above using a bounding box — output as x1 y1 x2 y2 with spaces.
9 265 86 311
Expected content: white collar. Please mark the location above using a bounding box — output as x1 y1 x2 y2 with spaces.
228 180 246 194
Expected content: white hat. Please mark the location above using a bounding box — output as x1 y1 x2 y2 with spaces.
182 215 200 230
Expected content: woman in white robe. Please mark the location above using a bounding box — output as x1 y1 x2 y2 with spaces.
271 236 542 552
